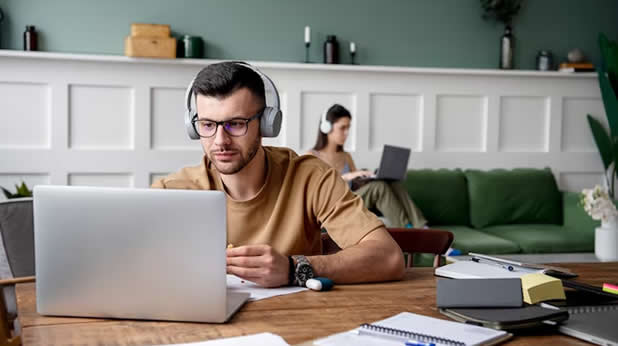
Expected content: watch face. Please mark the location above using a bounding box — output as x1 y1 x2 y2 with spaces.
297 263 314 285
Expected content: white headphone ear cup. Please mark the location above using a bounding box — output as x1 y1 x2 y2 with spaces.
320 120 332 134
260 107 282 138
185 112 200 140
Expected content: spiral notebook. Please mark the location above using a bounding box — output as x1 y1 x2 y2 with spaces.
314 312 512 346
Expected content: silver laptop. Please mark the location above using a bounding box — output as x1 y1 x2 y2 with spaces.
33 185 249 323
559 309 618 346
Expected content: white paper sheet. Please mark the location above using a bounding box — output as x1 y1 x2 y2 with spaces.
159 332 289 345
227 275 307 301
435 260 542 279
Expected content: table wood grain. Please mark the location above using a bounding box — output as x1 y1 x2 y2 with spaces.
17 262 618 345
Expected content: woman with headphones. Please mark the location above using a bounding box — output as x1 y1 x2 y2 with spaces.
307 104 427 228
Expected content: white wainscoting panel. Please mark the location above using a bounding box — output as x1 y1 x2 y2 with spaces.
0 50 605 198
435 95 487 152
560 172 605 193
69 85 134 149
68 173 133 187
0 82 50 149
561 97 607 153
369 93 422 152
499 96 550 152
151 87 197 150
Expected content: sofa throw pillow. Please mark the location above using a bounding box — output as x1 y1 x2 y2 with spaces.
465 168 562 228
404 169 469 226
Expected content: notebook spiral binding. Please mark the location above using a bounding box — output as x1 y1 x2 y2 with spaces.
568 304 618 315
359 323 465 346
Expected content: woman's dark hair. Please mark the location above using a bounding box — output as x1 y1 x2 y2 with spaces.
312 104 351 152
192 61 265 108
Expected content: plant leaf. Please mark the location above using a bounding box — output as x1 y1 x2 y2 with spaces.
1 187 15 199
17 182 32 197
598 69 618 138
587 114 614 170
599 33 618 95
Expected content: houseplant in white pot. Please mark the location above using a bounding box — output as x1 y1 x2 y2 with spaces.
581 185 618 261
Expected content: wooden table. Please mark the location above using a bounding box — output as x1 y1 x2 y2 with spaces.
17 262 618 345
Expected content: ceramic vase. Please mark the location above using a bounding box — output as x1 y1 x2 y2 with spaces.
595 216 618 261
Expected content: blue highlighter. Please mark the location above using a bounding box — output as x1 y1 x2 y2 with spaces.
306 277 334 291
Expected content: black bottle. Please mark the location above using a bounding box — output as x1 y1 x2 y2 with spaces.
24 25 38 51
500 25 513 69
324 35 339 64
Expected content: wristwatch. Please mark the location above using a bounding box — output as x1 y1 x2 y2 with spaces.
291 255 314 287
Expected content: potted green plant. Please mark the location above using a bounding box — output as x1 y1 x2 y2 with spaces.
480 0 522 24
1 182 33 199
587 33 618 198
480 0 523 69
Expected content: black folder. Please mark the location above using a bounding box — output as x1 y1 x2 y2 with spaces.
439 306 569 331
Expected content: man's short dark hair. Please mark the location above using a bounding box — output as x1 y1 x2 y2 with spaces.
192 62 265 108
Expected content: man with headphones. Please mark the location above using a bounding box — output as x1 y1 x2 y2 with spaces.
152 62 404 288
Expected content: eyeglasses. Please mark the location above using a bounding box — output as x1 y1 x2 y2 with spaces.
191 111 262 138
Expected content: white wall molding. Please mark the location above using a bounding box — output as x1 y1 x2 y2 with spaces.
0 50 604 196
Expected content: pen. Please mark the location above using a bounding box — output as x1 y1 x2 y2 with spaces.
405 341 436 346
471 257 514 271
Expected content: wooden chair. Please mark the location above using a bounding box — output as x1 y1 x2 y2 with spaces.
321 228 454 268
0 198 37 345
386 228 453 268
0 276 35 346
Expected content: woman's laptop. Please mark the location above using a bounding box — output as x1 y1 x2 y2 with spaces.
33 185 249 323
354 144 411 184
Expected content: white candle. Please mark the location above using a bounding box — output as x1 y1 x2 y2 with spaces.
350 42 356 53
304 26 311 44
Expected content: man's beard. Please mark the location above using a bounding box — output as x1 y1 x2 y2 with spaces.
209 135 261 175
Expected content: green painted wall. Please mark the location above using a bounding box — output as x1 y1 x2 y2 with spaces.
0 0 616 69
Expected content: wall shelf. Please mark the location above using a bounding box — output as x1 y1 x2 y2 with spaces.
0 49 596 78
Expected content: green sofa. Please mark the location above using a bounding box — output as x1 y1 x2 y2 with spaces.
402 168 601 256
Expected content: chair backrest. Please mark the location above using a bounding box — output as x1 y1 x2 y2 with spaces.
321 228 454 268
386 228 453 267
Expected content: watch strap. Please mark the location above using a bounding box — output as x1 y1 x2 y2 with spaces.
287 256 295 286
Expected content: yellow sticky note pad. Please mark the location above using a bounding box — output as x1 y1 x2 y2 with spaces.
520 273 566 305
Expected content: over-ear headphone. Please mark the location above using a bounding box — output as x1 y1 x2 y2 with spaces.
184 62 282 139
319 107 332 134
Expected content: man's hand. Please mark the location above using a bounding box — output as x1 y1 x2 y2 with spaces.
226 245 289 288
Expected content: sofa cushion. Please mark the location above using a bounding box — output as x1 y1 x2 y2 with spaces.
404 169 469 226
465 168 562 228
562 191 600 234
435 225 521 254
481 224 593 253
